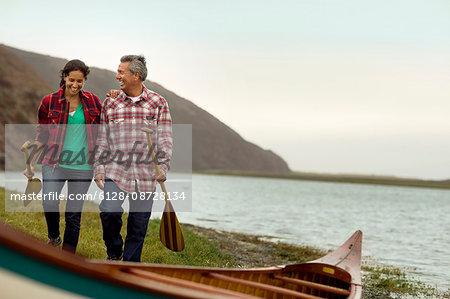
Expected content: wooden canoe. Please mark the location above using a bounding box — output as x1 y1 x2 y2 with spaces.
0 222 362 298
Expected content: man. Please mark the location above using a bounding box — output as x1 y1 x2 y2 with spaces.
94 55 172 262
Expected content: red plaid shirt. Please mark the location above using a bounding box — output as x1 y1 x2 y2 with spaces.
94 85 173 193
36 85 102 167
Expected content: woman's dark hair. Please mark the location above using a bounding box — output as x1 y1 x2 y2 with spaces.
59 59 90 87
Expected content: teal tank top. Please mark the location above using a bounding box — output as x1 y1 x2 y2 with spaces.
59 103 92 170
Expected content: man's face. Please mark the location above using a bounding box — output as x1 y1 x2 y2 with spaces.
116 62 138 93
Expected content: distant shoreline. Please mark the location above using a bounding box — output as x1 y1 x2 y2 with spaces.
196 170 450 190
2 168 449 190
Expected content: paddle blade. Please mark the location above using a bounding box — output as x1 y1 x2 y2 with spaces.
159 201 185 252
24 178 42 207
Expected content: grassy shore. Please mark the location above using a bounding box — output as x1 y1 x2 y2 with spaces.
198 170 450 190
1 188 447 298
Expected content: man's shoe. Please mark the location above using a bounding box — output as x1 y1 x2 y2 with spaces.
46 236 62 247
107 254 123 261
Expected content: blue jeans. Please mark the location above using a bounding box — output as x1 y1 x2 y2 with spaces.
99 178 154 262
42 165 93 253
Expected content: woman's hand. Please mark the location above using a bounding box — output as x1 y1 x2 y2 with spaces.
106 89 121 98
24 165 34 178
94 173 105 190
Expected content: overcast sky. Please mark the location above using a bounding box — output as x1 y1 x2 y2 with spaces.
1 0 449 179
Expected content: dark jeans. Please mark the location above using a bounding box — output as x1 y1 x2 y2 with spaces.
99 179 154 262
42 165 93 253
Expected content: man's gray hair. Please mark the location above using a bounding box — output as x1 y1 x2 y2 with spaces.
120 55 147 81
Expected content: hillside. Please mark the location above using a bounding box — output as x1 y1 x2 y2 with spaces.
0 44 290 172
0 46 54 169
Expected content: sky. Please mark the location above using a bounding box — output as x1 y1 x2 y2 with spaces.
1 0 450 179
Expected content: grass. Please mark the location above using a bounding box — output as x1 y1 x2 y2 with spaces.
270 241 325 263
223 229 327 263
361 264 448 298
0 188 235 267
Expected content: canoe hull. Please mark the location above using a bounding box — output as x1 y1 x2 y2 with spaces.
0 222 362 298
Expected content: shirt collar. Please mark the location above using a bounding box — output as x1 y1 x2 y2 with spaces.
119 84 149 102
141 84 149 98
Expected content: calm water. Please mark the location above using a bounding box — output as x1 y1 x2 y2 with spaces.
180 174 450 290
2 172 449 290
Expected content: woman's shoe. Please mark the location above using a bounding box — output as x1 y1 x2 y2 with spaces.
46 236 62 247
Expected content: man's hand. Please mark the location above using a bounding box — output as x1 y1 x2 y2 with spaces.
106 89 121 98
23 166 34 178
156 170 167 183
94 174 105 190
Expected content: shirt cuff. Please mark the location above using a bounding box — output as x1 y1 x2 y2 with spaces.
94 165 105 176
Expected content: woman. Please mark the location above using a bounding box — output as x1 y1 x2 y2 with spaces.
24 59 101 253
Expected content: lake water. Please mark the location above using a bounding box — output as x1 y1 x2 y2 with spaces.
179 174 450 291
2 172 449 290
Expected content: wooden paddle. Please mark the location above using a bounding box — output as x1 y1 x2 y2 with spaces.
21 141 42 206
141 127 185 252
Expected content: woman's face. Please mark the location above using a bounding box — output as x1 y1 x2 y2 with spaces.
64 70 85 96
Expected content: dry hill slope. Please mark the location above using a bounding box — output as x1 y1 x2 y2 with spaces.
0 46 54 169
